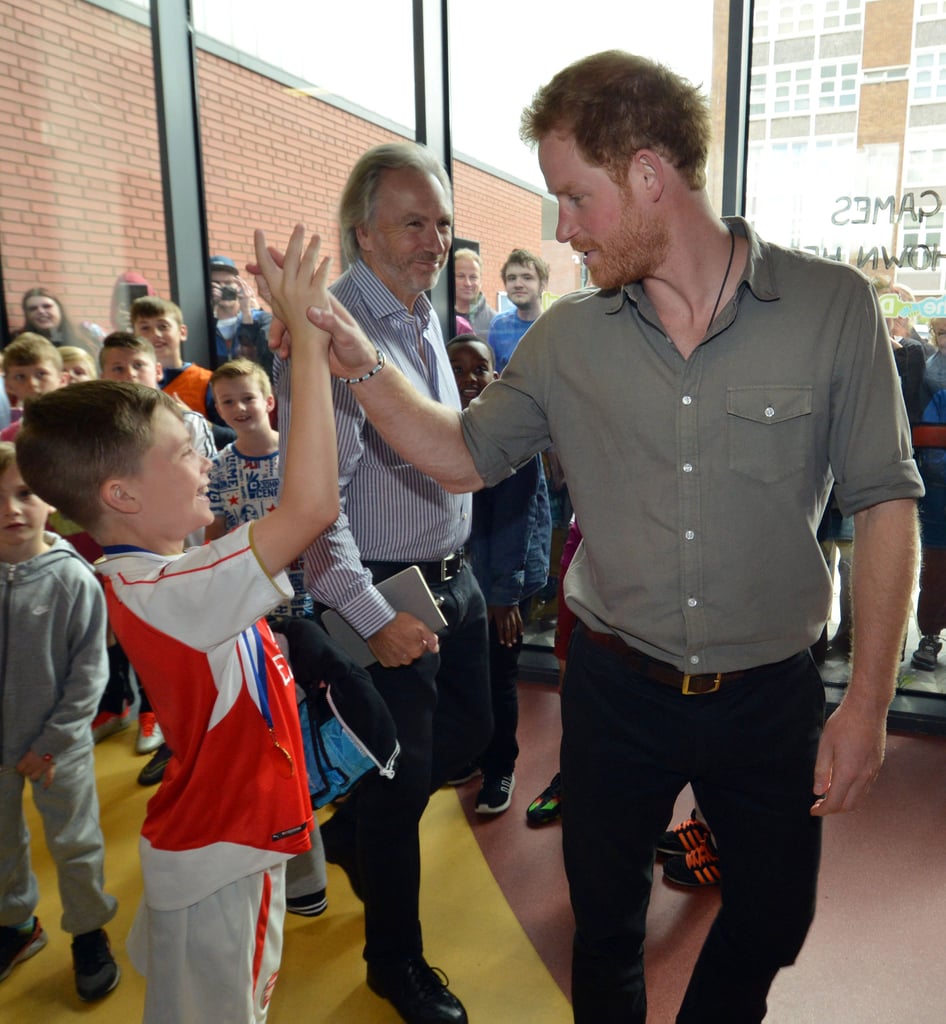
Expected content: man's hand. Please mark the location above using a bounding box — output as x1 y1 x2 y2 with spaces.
267 316 291 360
489 604 523 647
253 226 332 345
367 611 440 668
17 750 55 789
309 297 386 380
810 698 887 816
811 499 918 817
235 274 259 317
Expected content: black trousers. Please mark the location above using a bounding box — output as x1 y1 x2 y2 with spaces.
330 563 492 966
477 597 533 778
563 626 825 1024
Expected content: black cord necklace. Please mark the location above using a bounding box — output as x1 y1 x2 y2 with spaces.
707 223 736 334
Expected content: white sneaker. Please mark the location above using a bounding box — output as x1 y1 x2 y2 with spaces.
135 712 164 754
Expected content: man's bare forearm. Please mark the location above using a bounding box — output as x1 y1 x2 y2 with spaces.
345 361 485 493
848 498 919 708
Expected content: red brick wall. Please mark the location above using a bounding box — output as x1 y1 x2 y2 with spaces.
1 0 543 339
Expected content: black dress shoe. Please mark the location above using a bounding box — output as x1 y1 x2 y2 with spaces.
320 813 363 902
367 957 468 1023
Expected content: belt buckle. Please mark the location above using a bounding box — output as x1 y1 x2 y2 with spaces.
439 552 461 582
681 672 722 695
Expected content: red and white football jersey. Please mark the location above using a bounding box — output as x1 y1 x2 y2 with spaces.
98 523 312 911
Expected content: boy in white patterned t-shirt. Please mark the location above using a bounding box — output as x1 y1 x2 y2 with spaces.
206 359 310 619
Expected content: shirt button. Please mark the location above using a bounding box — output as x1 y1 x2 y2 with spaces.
687 597 698 607
685 530 695 540
683 463 693 473
690 655 700 666
682 395 692 405
764 406 775 418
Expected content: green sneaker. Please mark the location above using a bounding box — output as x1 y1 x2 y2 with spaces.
526 772 562 826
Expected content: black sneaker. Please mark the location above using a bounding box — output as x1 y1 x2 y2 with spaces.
367 956 468 1023
526 772 562 826
662 838 722 888
911 635 942 672
446 763 480 786
656 812 711 858
474 773 515 815
137 742 171 786
71 928 120 1001
0 917 47 982
286 888 327 917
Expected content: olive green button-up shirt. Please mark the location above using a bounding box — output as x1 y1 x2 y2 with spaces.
461 218 923 674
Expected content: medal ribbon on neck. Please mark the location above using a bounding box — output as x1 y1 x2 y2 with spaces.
246 627 294 779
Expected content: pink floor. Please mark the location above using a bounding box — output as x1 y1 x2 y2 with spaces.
457 681 946 1023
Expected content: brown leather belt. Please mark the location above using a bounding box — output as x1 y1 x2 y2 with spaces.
582 626 747 695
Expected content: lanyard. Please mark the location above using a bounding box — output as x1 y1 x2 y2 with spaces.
242 625 294 779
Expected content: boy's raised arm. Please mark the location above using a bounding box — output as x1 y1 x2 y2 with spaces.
249 225 339 577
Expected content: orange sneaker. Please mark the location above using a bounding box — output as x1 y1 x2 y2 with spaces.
663 837 721 888
656 812 711 857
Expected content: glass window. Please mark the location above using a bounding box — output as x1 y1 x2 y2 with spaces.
190 0 415 308
913 50 946 102
747 0 946 695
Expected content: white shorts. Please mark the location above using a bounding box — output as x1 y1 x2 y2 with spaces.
128 862 286 1024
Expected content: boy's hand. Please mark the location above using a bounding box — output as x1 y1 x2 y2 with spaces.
17 751 55 788
489 604 524 647
253 226 332 345
249 243 378 377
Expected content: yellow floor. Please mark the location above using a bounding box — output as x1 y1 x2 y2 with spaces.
3 728 571 1022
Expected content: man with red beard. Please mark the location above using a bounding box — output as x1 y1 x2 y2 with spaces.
289 53 921 1024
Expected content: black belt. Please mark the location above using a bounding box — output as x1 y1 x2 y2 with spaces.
365 550 466 588
581 625 748 695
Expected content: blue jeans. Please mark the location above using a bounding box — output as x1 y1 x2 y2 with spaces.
562 626 824 1024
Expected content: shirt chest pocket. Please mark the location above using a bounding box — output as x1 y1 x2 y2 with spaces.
726 386 813 484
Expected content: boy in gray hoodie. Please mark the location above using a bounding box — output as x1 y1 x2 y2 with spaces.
0 441 119 1001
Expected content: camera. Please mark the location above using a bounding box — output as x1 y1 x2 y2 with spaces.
219 285 239 302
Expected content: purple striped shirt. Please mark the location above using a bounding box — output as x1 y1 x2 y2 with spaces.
276 259 471 638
